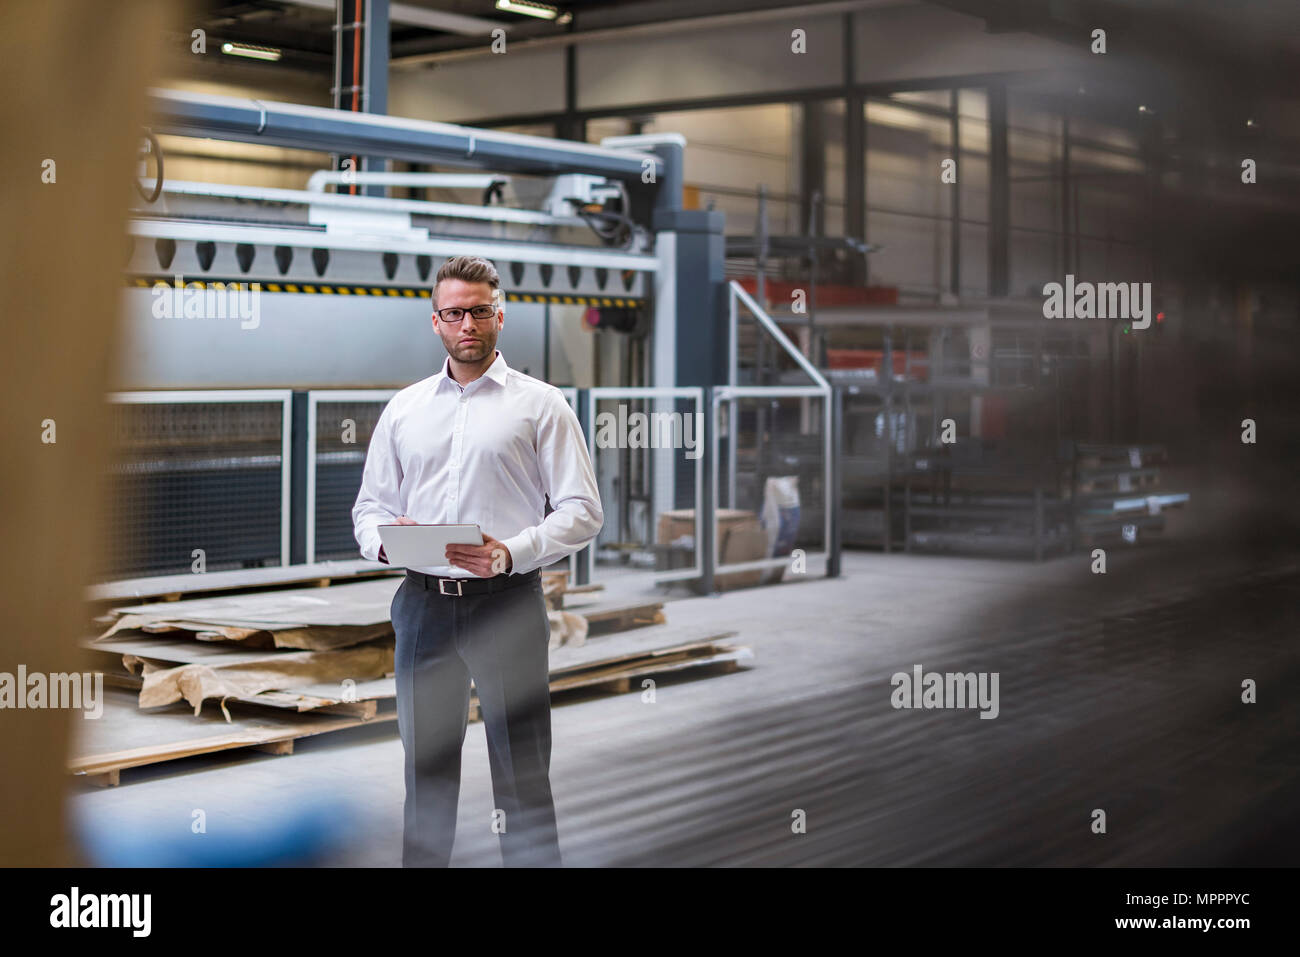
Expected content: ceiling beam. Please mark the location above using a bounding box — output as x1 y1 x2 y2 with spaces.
279 0 508 36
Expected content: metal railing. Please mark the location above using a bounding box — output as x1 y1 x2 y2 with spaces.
717 282 834 576
584 386 705 585
711 386 833 576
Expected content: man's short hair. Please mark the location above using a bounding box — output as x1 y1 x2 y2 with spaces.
433 256 500 307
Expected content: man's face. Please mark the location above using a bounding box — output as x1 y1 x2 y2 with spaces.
433 278 503 364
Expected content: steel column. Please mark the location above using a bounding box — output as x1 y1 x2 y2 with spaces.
291 391 309 564
988 81 1010 297
701 386 717 595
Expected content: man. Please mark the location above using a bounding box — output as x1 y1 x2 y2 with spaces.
352 255 603 867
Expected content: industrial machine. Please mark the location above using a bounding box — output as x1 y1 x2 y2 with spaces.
105 90 774 587
122 90 674 392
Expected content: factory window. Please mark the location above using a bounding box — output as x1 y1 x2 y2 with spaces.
639 104 800 235
1008 103 1064 297
889 89 954 110
822 99 848 238
864 97 954 301
958 89 990 298
1006 85 1152 297
490 122 559 138
585 117 636 144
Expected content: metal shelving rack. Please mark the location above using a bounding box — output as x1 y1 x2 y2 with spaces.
898 440 1074 560
1069 442 1190 547
723 186 874 544
725 188 1177 563
830 308 1102 558
893 319 1080 559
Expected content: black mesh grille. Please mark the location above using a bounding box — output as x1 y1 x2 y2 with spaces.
102 400 285 580
314 400 385 560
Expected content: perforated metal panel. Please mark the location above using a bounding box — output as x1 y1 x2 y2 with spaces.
310 395 392 562
103 393 290 580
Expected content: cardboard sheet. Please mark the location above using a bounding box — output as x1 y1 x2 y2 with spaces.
125 641 395 717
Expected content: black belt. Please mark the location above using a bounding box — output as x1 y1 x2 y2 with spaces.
405 567 540 597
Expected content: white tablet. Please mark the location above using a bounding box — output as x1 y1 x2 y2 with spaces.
377 523 483 568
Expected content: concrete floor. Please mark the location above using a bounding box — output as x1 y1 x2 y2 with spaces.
70 466 1300 866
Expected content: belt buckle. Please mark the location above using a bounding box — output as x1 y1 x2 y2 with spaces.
438 577 463 597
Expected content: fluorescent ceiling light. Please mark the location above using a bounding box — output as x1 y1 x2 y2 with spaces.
496 0 561 21
221 42 282 61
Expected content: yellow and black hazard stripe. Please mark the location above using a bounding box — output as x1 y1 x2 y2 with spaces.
507 293 640 307
130 276 642 307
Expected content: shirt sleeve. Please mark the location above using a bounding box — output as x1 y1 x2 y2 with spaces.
351 402 403 562
499 389 604 575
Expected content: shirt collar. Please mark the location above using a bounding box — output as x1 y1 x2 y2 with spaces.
433 351 509 393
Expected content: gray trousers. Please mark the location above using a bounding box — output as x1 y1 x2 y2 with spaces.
390 569 561 867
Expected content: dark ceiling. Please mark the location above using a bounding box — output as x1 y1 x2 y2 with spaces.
186 0 1300 276
191 0 1300 106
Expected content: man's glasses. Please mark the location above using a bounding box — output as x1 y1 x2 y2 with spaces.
434 303 497 323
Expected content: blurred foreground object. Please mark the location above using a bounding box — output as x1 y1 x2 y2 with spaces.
73 797 358 868
0 0 175 864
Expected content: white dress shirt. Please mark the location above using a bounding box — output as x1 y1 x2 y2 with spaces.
352 351 603 577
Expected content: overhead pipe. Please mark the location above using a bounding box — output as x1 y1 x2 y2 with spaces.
146 89 664 183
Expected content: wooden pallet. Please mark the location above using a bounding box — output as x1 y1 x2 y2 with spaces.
74 631 750 785
69 687 396 787
469 636 749 721
92 629 744 724
566 598 667 635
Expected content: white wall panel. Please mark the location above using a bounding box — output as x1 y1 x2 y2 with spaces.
577 13 843 111
854 5 1086 83
112 290 551 390
389 47 566 123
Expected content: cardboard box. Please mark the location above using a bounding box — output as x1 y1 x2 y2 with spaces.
656 509 771 590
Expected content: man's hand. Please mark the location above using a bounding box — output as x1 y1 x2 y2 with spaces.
445 534 512 577
377 515 417 564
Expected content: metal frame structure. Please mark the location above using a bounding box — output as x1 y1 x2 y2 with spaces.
128 217 657 274
108 389 294 568
156 179 590 229
721 281 834 576
102 375 836 591
584 386 705 585
558 387 579 582
305 388 397 563
240 386 584 576
711 385 833 576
